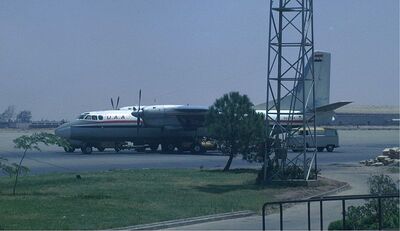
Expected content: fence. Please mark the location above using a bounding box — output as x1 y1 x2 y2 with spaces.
262 193 399 230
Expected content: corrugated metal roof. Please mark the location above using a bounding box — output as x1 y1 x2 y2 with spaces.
254 103 399 114
253 103 266 110
334 104 399 114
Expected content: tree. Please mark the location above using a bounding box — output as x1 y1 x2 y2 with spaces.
16 110 32 123
328 175 399 230
0 157 18 177
12 132 71 195
0 105 15 122
206 92 265 171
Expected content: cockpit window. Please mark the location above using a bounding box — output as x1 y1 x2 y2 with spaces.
78 113 89 119
92 115 98 120
84 115 92 120
98 115 103 120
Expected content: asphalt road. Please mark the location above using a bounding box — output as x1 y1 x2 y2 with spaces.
0 129 398 174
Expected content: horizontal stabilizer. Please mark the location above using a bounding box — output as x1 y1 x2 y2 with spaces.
315 101 352 112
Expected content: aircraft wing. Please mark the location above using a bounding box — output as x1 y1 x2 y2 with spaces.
173 105 208 113
315 101 352 112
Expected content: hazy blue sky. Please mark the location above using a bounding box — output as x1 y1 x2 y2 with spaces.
0 0 398 120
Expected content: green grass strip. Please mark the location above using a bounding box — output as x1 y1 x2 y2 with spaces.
0 169 317 229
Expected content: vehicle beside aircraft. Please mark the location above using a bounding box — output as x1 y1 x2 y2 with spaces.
287 127 339 152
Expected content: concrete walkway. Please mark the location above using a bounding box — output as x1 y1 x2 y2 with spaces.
169 165 397 230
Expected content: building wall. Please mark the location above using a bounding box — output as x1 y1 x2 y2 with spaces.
326 113 399 126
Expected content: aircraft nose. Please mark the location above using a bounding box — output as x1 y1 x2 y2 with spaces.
55 123 71 139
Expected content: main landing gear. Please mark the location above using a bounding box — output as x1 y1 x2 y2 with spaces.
68 141 207 154
64 146 75 153
160 142 205 154
81 144 93 154
190 143 205 154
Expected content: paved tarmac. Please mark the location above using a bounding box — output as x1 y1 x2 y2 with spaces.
0 130 398 175
0 129 399 230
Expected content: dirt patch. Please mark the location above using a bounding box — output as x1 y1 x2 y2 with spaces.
262 177 349 216
274 176 348 201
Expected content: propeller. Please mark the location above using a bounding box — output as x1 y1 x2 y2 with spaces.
110 97 121 110
137 89 142 136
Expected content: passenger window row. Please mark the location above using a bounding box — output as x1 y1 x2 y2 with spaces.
83 115 104 120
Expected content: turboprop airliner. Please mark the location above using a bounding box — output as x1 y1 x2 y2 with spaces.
55 51 350 154
55 104 210 154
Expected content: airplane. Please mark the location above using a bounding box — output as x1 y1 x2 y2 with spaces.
55 103 210 154
55 51 350 154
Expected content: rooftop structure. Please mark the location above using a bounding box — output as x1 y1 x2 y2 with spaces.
334 104 399 115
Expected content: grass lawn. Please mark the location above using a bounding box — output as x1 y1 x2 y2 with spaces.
0 169 333 230
387 166 400 173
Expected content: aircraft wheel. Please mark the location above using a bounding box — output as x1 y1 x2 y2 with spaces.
166 143 175 152
97 147 105 152
161 143 175 153
191 143 205 154
81 145 93 154
114 147 120 153
176 144 186 153
150 144 159 152
326 145 334 152
64 147 75 153
317 147 324 152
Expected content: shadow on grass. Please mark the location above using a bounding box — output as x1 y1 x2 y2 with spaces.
0 191 59 196
0 175 105 197
1 191 112 200
14 174 111 188
72 193 112 200
193 181 264 194
203 168 259 174
193 180 310 194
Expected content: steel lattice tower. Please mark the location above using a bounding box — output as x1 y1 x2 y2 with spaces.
264 0 317 182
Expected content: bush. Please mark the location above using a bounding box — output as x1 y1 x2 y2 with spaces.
328 175 399 230
328 220 342 230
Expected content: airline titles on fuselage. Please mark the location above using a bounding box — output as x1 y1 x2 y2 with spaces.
78 111 138 122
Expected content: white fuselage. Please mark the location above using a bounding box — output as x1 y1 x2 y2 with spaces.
77 107 304 126
256 109 304 125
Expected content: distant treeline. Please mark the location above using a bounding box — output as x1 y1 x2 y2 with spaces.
0 105 66 129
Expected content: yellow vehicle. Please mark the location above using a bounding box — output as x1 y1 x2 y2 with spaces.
176 138 217 153
201 138 218 151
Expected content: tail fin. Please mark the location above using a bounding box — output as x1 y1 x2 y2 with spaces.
276 51 331 110
313 51 331 107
